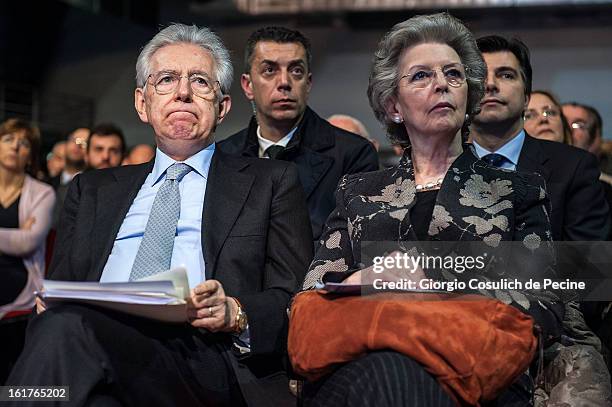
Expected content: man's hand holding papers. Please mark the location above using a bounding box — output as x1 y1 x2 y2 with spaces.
37 267 190 322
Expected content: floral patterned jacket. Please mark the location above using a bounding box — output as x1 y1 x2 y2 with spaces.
302 145 565 341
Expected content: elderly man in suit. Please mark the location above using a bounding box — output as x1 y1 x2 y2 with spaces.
218 26 379 241
6 24 313 407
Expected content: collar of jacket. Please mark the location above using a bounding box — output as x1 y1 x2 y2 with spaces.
241 106 335 158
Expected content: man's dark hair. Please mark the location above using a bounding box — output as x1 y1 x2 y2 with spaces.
563 102 603 140
88 123 126 154
476 35 532 97
244 26 312 73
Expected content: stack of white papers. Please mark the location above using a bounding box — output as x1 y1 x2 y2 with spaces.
37 267 190 323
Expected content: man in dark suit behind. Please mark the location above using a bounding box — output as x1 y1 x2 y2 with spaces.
469 35 609 242
7 24 313 407
469 36 611 387
218 26 379 241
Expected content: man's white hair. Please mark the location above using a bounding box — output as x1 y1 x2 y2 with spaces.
136 23 233 95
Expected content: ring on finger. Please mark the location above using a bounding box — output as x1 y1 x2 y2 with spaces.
208 306 213 317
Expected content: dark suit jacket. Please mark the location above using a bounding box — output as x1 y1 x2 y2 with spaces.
303 146 564 340
218 107 379 241
47 148 313 401
517 135 610 241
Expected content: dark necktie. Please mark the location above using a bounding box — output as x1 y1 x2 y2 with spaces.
265 145 285 160
482 153 508 168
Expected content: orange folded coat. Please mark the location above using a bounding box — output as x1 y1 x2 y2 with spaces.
288 291 537 406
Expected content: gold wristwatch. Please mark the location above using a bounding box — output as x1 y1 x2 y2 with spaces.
232 297 248 333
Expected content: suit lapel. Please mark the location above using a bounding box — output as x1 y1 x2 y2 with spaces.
292 151 334 198
287 108 335 199
517 134 551 182
91 162 153 280
202 151 254 279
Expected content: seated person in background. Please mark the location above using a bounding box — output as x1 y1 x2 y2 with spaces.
523 90 572 145
525 90 612 240
528 91 612 372
46 140 66 179
122 143 155 165
327 114 380 151
471 35 609 242
85 123 126 170
299 13 563 406
0 118 55 383
218 26 379 241
6 23 312 407
49 127 89 228
471 36 611 404
562 101 612 183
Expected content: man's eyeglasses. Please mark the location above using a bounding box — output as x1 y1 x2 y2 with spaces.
524 107 560 121
0 133 31 149
147 71 219 98
399 64 468 89
68 135 88 148
570 121 588 130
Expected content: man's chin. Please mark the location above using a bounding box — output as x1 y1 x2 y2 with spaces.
473 111 509 126
270 110 301 123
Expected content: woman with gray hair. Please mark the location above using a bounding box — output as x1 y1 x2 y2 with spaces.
294 13 564 406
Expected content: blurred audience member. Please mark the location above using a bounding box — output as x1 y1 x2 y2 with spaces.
85 123 125 170
46 141 66 178
327 114 380 151
122 144 155 165
563 102 601 154
524 90 572 144
530 97 612 354
49 127 89 227
562 102 612 181
0 118 55 383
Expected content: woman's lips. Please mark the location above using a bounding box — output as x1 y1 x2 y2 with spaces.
430 102 454 112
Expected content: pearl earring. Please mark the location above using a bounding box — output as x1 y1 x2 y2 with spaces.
392 116 403 124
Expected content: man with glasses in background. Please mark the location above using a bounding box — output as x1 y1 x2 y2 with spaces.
562 102 612 181
6 23 312 407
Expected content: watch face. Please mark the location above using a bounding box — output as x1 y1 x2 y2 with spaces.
238 312 248 330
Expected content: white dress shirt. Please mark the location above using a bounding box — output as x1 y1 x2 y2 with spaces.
257 125 297 158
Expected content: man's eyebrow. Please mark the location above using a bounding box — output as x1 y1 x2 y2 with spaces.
259 59 305 66
494 66 519 73
187 70 213 77
288 59 306 66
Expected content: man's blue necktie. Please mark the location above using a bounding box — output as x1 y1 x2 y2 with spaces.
129 162 192 281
